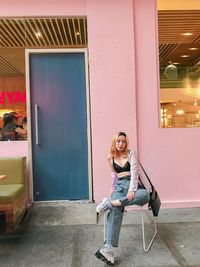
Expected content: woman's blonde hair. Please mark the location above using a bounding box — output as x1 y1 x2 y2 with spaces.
110 132 129 158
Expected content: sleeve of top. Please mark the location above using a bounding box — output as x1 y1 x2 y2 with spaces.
111 172 118 193
128 149 139 192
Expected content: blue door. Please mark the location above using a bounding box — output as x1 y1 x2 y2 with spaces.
29 52 89 201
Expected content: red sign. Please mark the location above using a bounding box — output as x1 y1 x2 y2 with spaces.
0 91 26 104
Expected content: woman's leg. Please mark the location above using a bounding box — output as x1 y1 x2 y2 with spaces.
127 188 150 206
106 206 124 247
106 180 128 247
106 183 149 247
95 181 126 264
95 182 150 264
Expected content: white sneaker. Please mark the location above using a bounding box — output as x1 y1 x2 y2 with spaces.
95 244 114 265
96 198 112 214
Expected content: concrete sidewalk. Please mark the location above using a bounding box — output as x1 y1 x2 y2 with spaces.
0 203 200 267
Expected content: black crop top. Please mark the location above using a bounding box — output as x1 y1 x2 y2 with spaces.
113 159 130 173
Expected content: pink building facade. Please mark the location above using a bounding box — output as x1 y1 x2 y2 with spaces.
0 0 199 208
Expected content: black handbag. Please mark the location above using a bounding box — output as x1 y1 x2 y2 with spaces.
139 163 161 217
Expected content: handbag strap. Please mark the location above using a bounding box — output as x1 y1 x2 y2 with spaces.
139 161 154 188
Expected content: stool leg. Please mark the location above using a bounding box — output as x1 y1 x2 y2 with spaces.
141 207 157 252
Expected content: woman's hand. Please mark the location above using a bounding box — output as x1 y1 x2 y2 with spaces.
127 191 135 201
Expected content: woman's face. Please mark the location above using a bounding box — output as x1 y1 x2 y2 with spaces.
115 135 127 152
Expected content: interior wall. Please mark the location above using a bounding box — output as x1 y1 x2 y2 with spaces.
133 0 200 208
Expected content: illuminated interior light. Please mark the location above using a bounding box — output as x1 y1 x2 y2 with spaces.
35 32 41 38
181 55 190 58
196 114 200 119
194 100 198 106
76 32 80 35
182 32 193 36
189 47 198 50
176 109 185 115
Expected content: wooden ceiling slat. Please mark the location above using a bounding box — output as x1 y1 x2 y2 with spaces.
55 19 64 46
50 19 60 45
159 44 178 64
61 18 69 46
26 19 40 47
20 19 34 47
0 48 25 74
77 19 82 45
0 56 23 77
50 19 60 46
1 23 18 47
192 35 200 43
44 19 56 46
0 32 12 47
83 18 87 46
66 19 73 45
23 19 38 47
2 20 23 47
32 19 44 47
158 9 200 66
0 58 21 75
38 19 50 46
0 68 14 77
72 18 78 45
0 17 88 76
12 19 26 46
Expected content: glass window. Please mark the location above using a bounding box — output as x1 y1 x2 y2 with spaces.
158 2 200 128
0 17 87 141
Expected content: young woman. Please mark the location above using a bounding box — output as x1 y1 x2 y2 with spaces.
95 131 150 265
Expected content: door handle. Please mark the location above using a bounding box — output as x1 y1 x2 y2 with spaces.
35 104 39 145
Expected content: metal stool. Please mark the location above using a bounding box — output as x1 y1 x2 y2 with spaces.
103 205 157 252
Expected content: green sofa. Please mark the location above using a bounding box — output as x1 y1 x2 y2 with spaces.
0 157 28 231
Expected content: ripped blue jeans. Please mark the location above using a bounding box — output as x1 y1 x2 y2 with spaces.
106 178 149 247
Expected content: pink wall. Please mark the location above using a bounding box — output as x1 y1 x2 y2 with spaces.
0 0 137 203
133 0 200 208
0 0 87 16
87 0 137 201
1 0 199 208
0 141 28 157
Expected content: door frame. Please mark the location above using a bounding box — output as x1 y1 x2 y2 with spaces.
25 48 93 203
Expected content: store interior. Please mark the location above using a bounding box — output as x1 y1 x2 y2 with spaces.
0 17 87 140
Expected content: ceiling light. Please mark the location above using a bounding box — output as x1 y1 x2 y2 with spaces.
76 32 80 35
173 62 180 65
181 55 190 58
35 32 41 38
189 47 198 50
176 109 185 115
182 32 193 36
